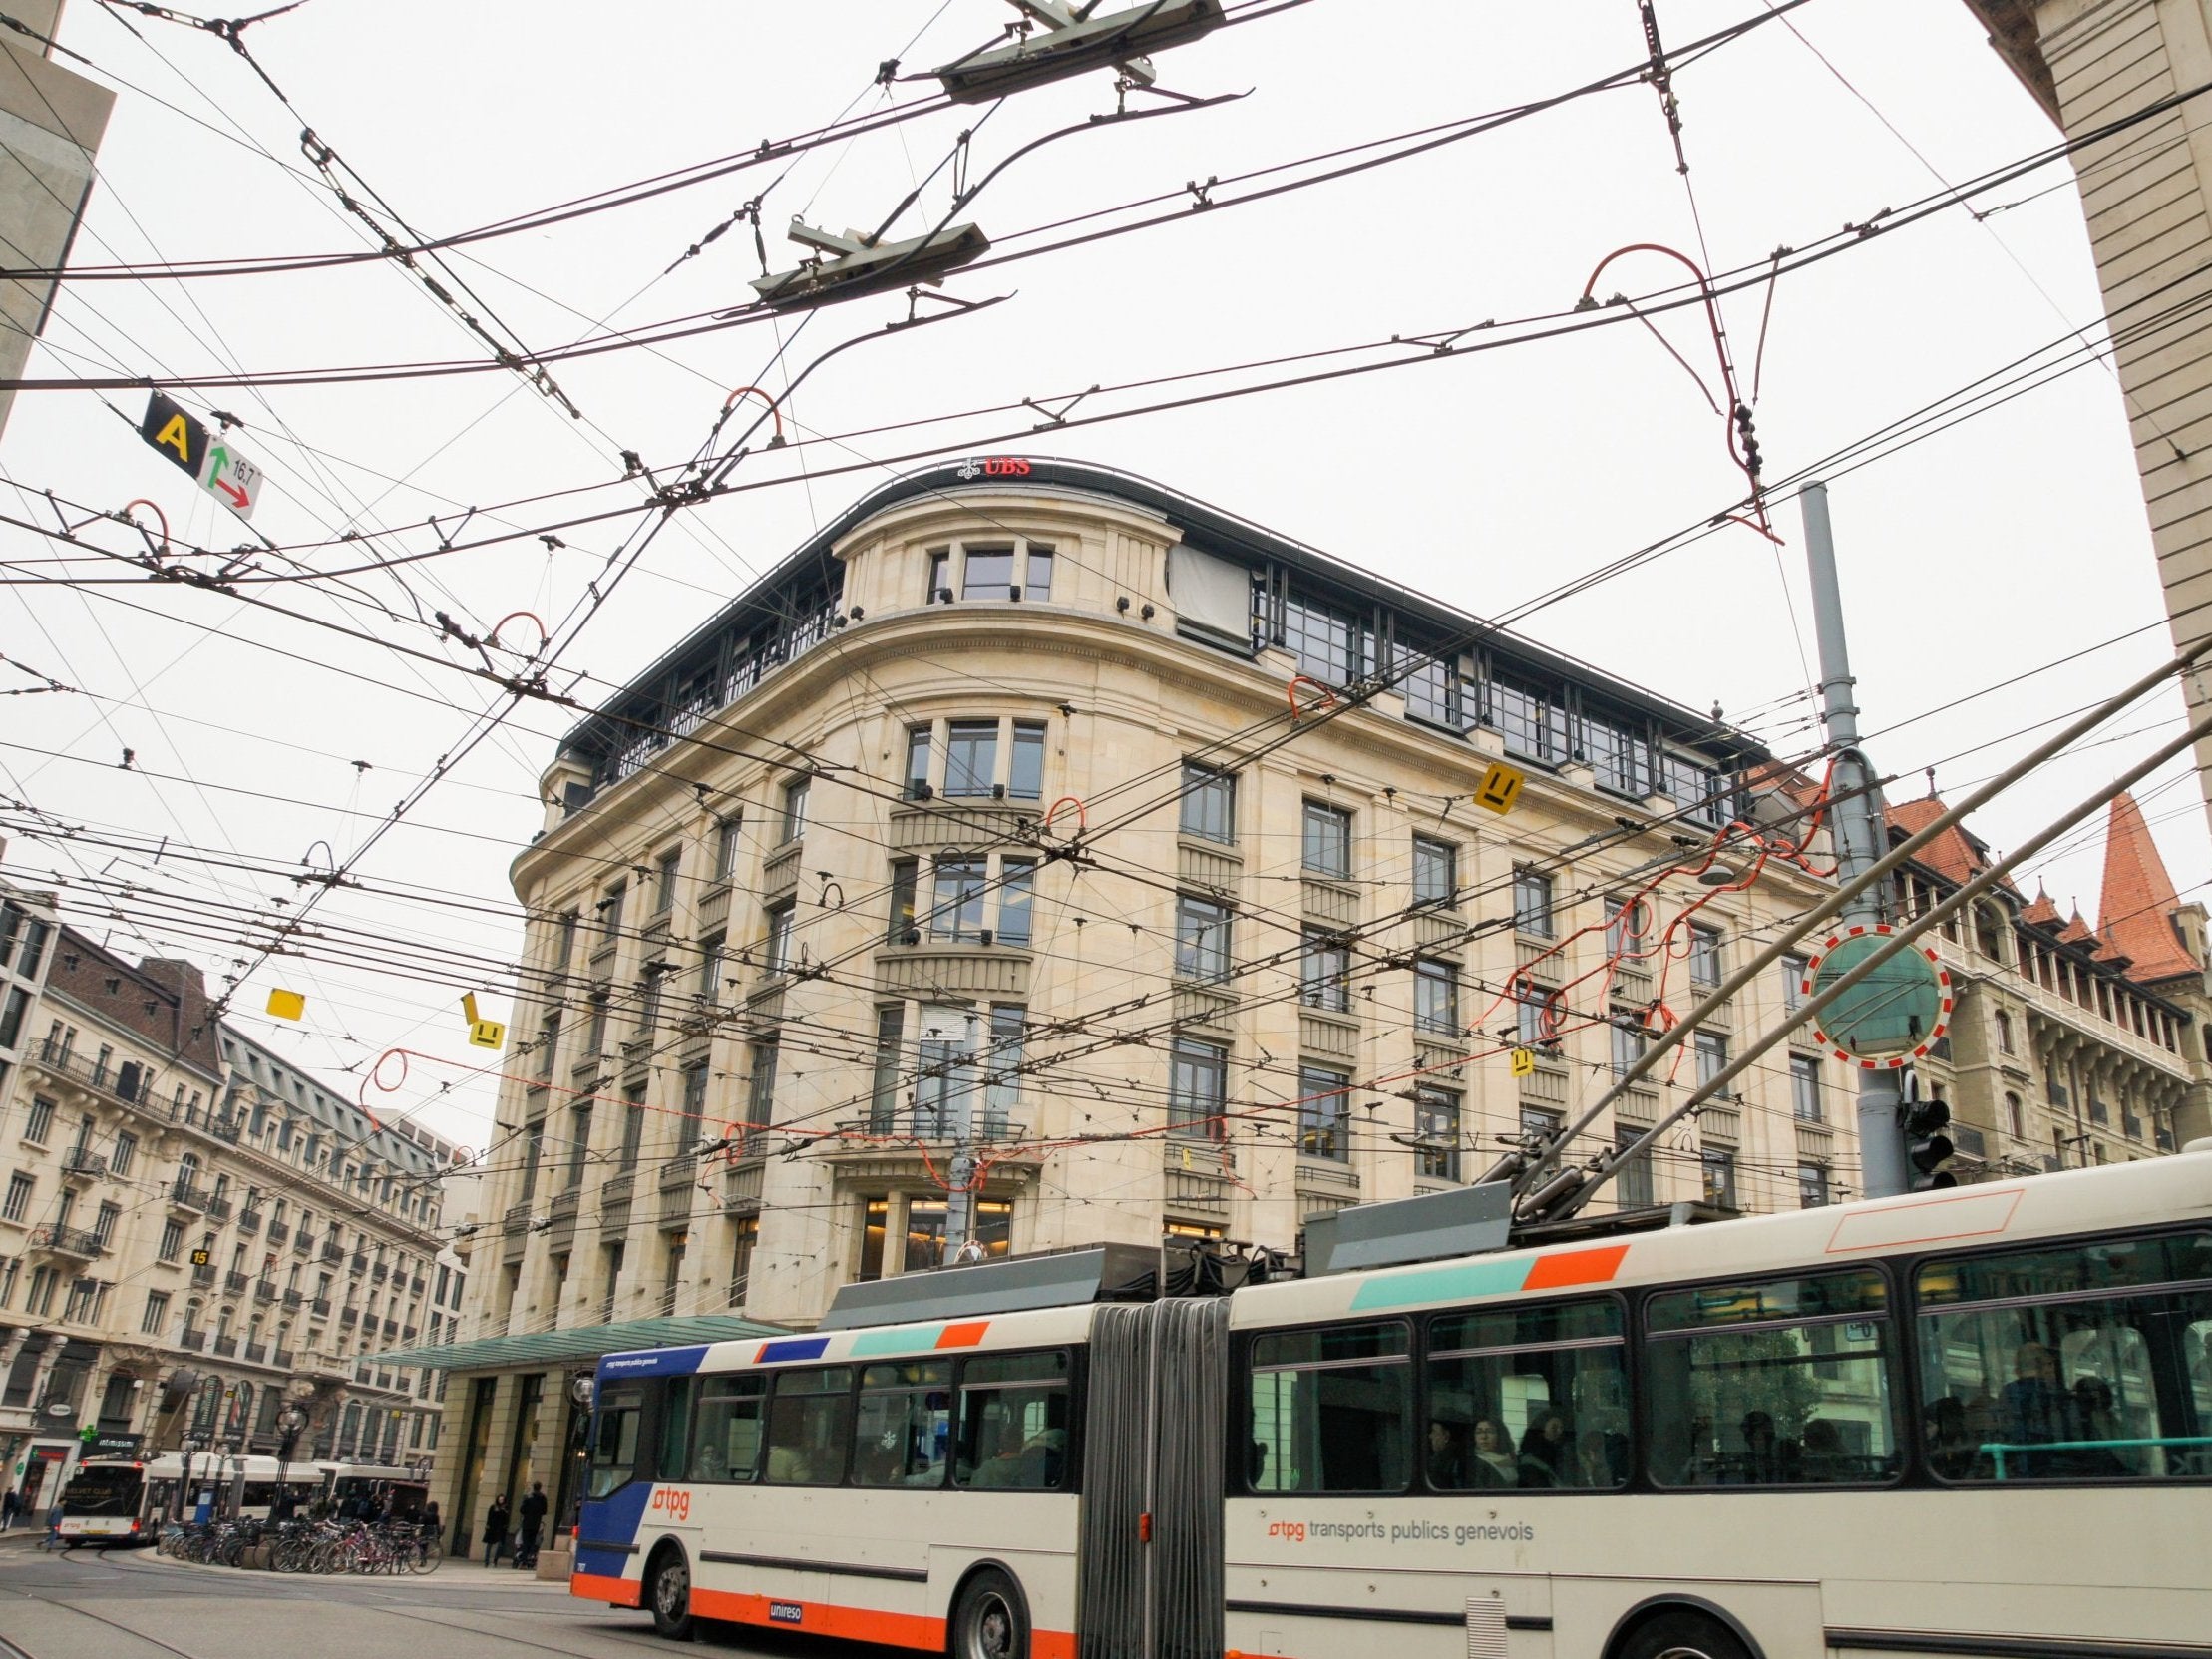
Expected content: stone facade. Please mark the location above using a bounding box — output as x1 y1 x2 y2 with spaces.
0 920 465 1511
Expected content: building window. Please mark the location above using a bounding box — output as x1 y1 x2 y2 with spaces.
1282 593 1364 685
1175 895 1233 984
1415 1086 1460 1180
1996 1010 2015 1055
1512 869 1553 937
1584 708 1650 795
2004 1090 2024 1139
929 858 987 943
2 1172 31 1222
1694 1031 1730 1095
905 725 933 798
1797 1162 1830 1209
1169 1037 1228 1140
112 1132 137 1178
714 816 744 882
869 1007 904 1132
1297 1064 1350 1160
984 1005 1025 1133
1790 1054 1822 1123
584 996 610 1057
780 776 810 842
1179 763 1236 844
1517 981 1557 1049
944 720 999 797
1781 953 1808 1012
729 1216 758 1309
24 1096 54 1143
1610 1010 1647 1079
93 1202 119 1248
1301 801 1351 879
677 1065 707 1155
1614 1127 1654 1207
619 1084 646 1171
1688 924 1722 989
1009 721 1047 800
699 932 726 998
1604 896 1648 960
744 1043 777 1151
887 859 920 943
143 1290 171 1336
653 847 681 915
598 883 626 945
1299 930 1349 1012
1489 675 1565 762
764 902 796 973
1412 836 1456 907
1414 959 1459 1037
1399 644 1469 731
1701 1148 1737 1209
961 545 1016 601
158 1219 183 1262
999 859 1036 947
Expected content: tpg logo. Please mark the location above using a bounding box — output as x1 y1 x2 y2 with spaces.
647 1487 691 1523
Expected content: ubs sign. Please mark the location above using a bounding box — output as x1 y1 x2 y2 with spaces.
952 456 1032 480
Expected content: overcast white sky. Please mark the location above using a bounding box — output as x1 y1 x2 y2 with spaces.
2 0 2199 1169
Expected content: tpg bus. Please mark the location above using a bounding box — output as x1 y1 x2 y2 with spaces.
573 1149 2211 1659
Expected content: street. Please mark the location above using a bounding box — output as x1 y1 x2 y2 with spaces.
0 1541 900 1659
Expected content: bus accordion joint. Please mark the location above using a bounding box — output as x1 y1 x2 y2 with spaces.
1138 1511 1152 1543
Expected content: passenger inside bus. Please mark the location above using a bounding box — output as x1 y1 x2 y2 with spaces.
1467 1419 1520 1486
1423 1421 1465 1488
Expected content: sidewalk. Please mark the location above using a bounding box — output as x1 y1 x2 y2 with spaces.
146 1548 580 1592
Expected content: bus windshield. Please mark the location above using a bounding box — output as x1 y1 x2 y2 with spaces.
62 1464 144 1517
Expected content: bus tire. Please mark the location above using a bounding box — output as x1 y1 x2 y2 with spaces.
645 1544 695 1643
1616 1607 1754 1659
949 1566 1028 1659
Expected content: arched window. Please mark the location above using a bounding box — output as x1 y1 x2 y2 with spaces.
227 1381 253 1438
191 1376 221 1432
2004 1091 2024 1139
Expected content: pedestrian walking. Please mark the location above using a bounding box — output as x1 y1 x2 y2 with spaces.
43 1495 65 1551
516 1482 547 1569
0 1485 18 1532
480 1493 510 1566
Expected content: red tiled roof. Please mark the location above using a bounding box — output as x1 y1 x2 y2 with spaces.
2094 791 2201 983
2021 886 2062 928
2057 908 2095 947
1884 795 1986 888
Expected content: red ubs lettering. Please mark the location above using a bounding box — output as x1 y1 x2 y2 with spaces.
982 458 1030 476
648 1487 692 1523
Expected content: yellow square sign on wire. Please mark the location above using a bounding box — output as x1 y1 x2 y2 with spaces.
1510 1046 1537 1077
1475 761 1525 816
265 988 305 1021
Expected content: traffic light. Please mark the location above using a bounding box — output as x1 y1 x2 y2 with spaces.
1905 1097 1957 1190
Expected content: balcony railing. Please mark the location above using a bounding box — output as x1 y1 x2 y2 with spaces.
252 1279 276 1304
320 1241 343 1264
170 1179 210 1212
349 1254 368 1274
2123 1113 2145 1141
243 1341 267 1364
339 1308 359 1329
207 1116 242 1145
266 1222 289 1245
30 1224 104 1258
205 1196 233 1221
281 1288 303 1310
212 1334 238 1357
382 1319 398 1339
2089 1099 2111 1127
190 1264 215 1288
237 1209 262 1234
35 1037 155 1107
59 1145 107 1178
224 1269 249 1293
273 1348 294 1368
311 1297 332 1317
409 1276 425 1298
370 1262 388 1283
178 1327 208 1352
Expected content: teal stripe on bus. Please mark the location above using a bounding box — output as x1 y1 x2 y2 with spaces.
1346 1255 1529 1312
849 1325 943 1356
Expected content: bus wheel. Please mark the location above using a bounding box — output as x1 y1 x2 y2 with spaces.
1619 1609 1752 1659
646 1547 695 1643
950 1568 1027 1659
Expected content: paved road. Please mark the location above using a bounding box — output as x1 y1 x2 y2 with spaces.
0 1542 902 1659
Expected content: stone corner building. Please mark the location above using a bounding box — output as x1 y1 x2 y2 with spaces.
436 458 1875 1541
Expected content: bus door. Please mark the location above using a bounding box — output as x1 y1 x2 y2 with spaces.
1075 1298 1228 1659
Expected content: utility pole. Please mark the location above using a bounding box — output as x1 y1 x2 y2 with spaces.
1801 482 1910 1199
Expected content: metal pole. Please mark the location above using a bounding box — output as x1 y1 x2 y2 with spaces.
1801 481 1910 1199
945 1012 979 1261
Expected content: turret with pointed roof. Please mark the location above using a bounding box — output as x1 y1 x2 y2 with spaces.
2095 791 2202 984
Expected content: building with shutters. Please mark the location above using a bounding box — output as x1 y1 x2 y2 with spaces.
0 920 464 1511
427 458 1861 1547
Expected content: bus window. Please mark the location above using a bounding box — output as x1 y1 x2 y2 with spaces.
1645 1268 1899 1488
1248 1322 1410 1495
690 1375 766 1482
954 1351 1071 1491
1915 1231 2212 1481
1426 1300 1627 1491
659 1379 696 1486
856 1361 953 1488
589 1385 646 1498
763 1367 855 1485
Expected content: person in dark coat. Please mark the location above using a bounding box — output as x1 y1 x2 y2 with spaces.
516 1482 548 1568
480 1494 510 1566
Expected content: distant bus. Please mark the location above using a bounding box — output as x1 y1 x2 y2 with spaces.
58 1453 320 1544
55 1458 157 1546
576 1152 2212 1659
318 1461 428 1519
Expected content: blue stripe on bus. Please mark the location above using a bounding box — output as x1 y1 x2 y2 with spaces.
597 1345 711 1379
757 1336 833 1365
574 1480 654 1575
848 1326 942 1356
1346 1255 1527 1312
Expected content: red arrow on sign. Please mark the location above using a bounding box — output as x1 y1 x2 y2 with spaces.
213 477 247 509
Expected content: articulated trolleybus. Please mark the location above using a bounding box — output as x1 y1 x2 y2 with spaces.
574 1150 2212 1659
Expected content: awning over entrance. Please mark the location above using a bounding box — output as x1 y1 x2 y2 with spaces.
373 1313 788 1374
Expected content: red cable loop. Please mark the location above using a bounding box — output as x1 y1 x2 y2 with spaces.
1287 674 1337 719
723 384 784 442
488 610 549 654
121 499 170 551
1041 795 1087 835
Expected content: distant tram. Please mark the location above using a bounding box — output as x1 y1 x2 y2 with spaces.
575 1151 2212 1659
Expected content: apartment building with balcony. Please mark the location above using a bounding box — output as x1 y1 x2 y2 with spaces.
0 923 465 1512
429 457 1854 1548
1875 787 2211 1178
0 854 58 1500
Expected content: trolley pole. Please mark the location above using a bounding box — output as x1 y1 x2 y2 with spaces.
1801 482 1910 1199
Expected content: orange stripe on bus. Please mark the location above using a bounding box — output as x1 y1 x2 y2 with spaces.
688 1587 1075 1658
569 1571 642 1607
1521 1243 1630 1289
935 1321 990 1348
